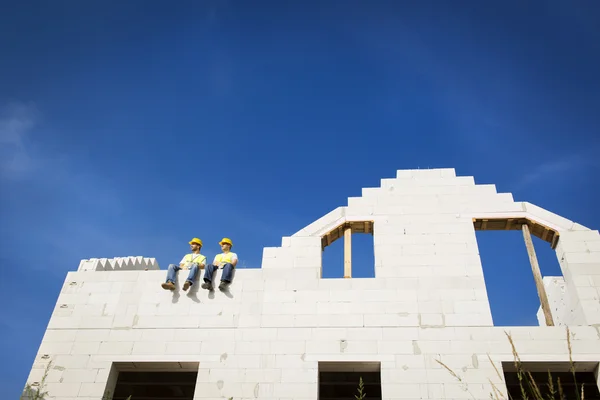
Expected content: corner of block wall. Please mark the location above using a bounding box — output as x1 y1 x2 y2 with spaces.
440 168 456 178
261 246 293 269
289 236 322 247
380 178 397 189
455 176 475 185
495 192 514 202
361 187 380 197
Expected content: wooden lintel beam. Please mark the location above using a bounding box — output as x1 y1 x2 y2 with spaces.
541 228 549 242
505 219 513 230
522 224 554 326
481 219 488 230
551 233 560 250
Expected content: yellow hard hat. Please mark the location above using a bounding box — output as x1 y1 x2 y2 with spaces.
189 238 203 246
219 238 233 247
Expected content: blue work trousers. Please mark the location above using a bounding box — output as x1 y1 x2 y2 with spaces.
165 264 199 285
203 263 234 283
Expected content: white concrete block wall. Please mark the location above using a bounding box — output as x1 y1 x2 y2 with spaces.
536 277 567 326
23 168 600 399
554 230 600 325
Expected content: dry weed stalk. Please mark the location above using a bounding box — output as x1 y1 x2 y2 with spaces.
434 359 477 399
435 359 463 383
437 328 586 400
486 354 507 399
566 326 584 400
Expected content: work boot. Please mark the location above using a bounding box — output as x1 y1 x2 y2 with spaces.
161 281 175 291
218 281 230 291
182 281 191 291
201 281 213 290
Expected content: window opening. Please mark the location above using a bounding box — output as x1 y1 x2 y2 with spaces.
502 361 600 400
110 365 198 400
318 361 381 400
474 218 563 326
321 221 374 278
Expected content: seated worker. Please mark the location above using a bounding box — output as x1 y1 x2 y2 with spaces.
161 238 206 292
201 238 237 291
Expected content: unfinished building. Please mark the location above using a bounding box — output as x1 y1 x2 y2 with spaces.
24 168 600 399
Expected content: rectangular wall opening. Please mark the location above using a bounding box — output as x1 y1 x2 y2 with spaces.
502 361 600 400
474 220 563 326
318 361 381 400
321 221 375 279
109 362 198 400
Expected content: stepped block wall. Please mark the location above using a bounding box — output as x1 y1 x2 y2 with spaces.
23 168 600 400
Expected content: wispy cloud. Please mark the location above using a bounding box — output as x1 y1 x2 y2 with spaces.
0 100 281 273
0 101 150 273
0 102 40 179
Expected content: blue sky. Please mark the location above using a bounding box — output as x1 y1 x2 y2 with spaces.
1 0 599 396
